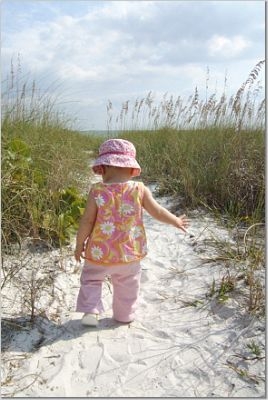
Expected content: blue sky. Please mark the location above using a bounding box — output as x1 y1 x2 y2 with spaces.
1 0 265 130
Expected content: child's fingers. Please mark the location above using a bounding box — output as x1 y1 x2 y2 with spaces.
179 215 190 225
176 215 190 232
74 250 81 262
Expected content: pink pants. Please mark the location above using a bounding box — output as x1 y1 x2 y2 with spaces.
76 261 141 323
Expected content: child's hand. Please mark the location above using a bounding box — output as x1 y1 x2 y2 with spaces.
176 214 189 233
74 246 83 262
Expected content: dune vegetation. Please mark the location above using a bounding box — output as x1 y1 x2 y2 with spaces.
2 60 265 251
1 59 265 327
1 60 102 251
114 61 265 224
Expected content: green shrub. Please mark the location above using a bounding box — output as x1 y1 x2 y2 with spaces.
1 135 89 249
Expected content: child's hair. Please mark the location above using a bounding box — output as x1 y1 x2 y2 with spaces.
92 139 141 177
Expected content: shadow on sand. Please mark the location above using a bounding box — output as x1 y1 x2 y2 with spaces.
1 315 129 353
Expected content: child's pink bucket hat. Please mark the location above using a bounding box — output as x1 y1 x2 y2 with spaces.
92 139 141 177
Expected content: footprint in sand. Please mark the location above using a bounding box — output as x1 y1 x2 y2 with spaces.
78 346 103 373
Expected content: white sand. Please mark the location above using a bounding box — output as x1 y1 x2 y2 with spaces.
1 192 265 398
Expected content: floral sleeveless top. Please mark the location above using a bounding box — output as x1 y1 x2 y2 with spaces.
84 181 147 264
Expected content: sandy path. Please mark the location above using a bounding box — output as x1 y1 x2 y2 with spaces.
1 194 265 397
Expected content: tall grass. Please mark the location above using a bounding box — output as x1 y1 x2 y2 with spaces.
2 59 265 251
1 61 102 251
111 61 265 223
120 127 264 222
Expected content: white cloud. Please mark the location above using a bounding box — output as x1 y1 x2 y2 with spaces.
207 35 251 58
87 0 156 21
1 1 264 130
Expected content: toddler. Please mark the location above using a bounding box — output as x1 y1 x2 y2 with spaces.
75 138 189 326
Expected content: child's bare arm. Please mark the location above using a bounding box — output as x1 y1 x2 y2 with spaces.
74 190 97 261
142 186 189 232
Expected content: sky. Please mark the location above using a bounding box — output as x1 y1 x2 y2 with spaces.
1 0 265 131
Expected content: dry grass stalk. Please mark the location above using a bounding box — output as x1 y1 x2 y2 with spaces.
107 61 264 132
